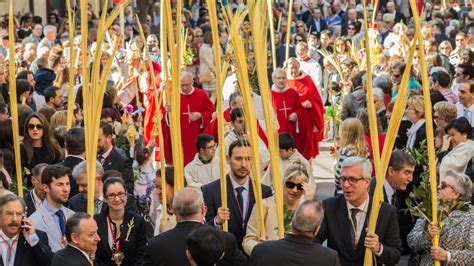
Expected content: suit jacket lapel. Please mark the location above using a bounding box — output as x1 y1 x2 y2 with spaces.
226 175 243 226
14 233 27 266
97 213 112 259
246 178 256 224
355 198 375 253
336 197 354 253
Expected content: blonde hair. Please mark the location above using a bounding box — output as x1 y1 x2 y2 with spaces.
407 95 425 119
433 101 457 122
339 118 368 158
50 110 72 130
283 160 309 184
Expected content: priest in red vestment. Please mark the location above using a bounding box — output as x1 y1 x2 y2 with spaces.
162 72 215 166
271 68 303 151
142 61 163 146
285 58 324 159
204 92 269 146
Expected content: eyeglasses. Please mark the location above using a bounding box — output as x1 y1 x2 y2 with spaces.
296 39 303 42
28 124 44 130
296 25 304 28
105 191 127 200
285 181 304 191
205 143 217 150
195 35 203 37
439 181 455 191
340 176 365 186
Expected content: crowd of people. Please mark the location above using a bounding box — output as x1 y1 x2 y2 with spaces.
0 0 473 265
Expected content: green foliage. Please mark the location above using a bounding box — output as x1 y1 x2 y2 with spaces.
283 204 293 234
403 139 429 166
405 171 470 224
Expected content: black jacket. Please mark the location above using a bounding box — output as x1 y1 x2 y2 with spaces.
101 148 134 194
94 208 147 266
57 156 84 198
2 230 53 266
314 195 402 265
51 245 91 266
143 222 247 266
202 175 273 249
249 234 340 266
68 192 139 215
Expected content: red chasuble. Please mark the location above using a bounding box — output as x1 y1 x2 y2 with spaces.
162 88 215 166
271 87 302 150
286 74 324 159
204 107 269 146
143 62 163 146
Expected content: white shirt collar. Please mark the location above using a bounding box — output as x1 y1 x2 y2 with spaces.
68 244 92 263
383 180 396 204
229 173 250 191
100 146 114 159
346 196 369 213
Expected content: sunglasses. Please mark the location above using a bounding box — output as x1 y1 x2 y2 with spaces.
28 124 44 130
285 181 304 191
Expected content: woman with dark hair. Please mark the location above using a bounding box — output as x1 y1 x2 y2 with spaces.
20 112 63 186
438 117 474 181
46 12 59 29
0 120 15 177
94 177 147 266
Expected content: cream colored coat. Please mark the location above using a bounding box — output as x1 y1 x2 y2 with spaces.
184 153 229 188
439 140 474 181
261 149 315 188
242 196 280 256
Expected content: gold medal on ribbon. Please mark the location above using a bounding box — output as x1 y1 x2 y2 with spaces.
111 251 125 266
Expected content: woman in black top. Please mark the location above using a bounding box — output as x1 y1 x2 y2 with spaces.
94 177 147 266
21 112 63 186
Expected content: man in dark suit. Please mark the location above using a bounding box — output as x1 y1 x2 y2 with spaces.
370 150 416 255
250 200 340 266
57 127 85 198
385 1 406 24
68 161 139 215
315 157 402 265
51 213 100 266
143 187 247 266
24 163 47 217
305 7 328 38
98 122 134 193
202 140 272 249
0 194 53 266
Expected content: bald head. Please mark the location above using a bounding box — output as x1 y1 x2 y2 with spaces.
180 72 194 94
173 187 205 221
291 200 324 236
